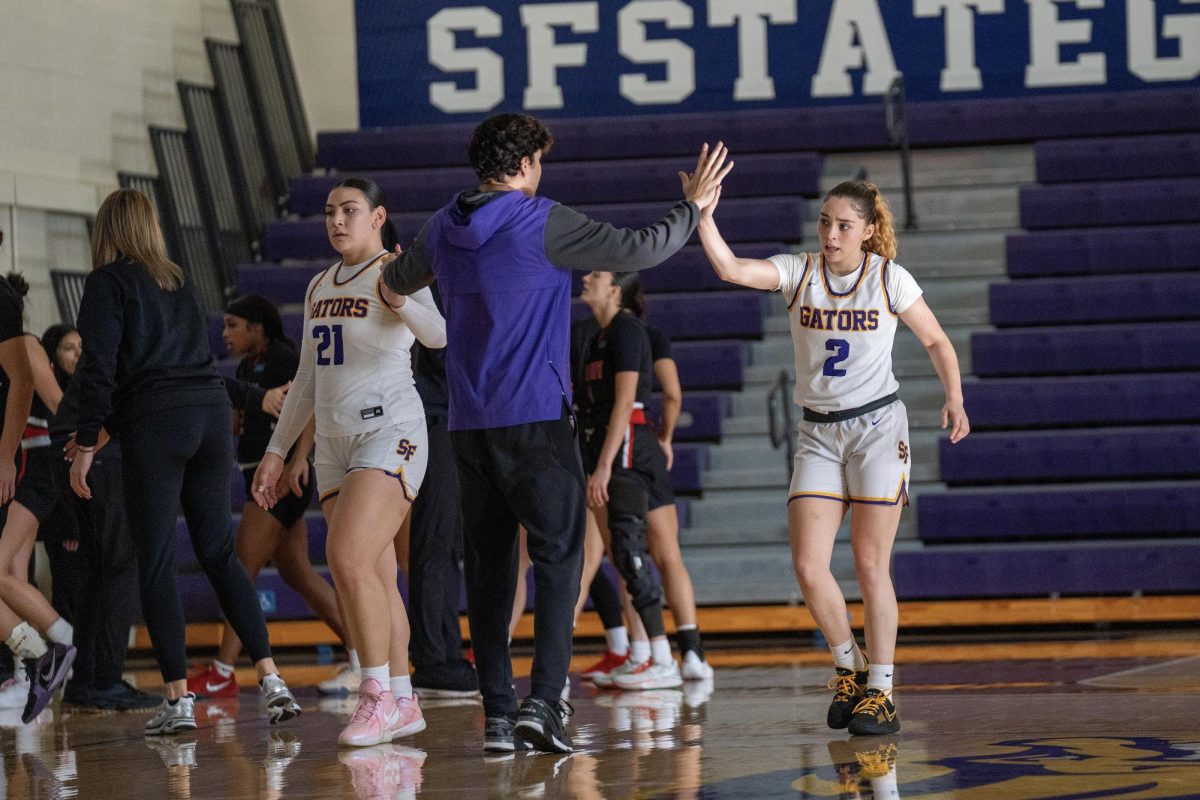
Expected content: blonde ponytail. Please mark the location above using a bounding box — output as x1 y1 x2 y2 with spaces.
824 181 898 261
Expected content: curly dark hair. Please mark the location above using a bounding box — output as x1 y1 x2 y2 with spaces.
468 114 554 183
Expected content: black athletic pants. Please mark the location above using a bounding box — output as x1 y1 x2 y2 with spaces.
53 444 140 689
121 403 271 683
452 406 585 719
407 413 466 672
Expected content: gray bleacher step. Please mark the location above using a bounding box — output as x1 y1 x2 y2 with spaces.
748 324 975 375
728 374 950 421
682 504 924 546
805 185 1020 231
821 145 1036 191
685 542 864 605
700 459 941 490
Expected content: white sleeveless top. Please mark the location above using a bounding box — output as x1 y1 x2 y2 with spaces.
769 251 922 413
266 252 447 456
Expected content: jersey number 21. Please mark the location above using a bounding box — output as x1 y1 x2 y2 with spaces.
313 324 344 366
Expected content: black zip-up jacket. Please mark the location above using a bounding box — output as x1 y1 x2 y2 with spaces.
73 258 224 447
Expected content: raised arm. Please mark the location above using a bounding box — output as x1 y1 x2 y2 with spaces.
380 226 434 298
696 187 785 291
380 283 446 349
546 143 734 272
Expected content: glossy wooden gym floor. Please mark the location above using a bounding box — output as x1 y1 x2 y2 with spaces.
4 623 1198 799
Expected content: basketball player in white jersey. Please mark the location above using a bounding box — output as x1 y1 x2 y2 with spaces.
698 179 969 736
253 178 447 747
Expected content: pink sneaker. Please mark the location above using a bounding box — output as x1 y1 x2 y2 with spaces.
388 693 426 739
338 679 398 748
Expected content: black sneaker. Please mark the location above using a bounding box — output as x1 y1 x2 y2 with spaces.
22 642 76 724
483 715 528 753
413 660 479 698
515 697 573 754
90 681 162 711
847 688 900 735
826 668 867 730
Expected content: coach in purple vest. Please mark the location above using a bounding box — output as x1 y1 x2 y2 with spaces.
382 113 730 754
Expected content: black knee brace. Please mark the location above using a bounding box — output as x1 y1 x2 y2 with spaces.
606 472 663 617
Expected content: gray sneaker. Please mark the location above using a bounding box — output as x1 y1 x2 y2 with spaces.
145 693 197 736
260 674 301 724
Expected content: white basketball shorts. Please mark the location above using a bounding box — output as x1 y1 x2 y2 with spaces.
788 399 910 506
315 417 428 504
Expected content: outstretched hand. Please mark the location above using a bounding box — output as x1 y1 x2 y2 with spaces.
377 243 407 309
679 142 733 211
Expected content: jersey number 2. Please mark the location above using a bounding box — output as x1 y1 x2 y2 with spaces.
823 338 849 377
313 324 344 366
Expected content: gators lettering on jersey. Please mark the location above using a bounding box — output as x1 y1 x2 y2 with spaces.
769 251 922 414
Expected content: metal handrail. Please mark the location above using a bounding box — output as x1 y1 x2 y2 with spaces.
884 75 918 231
767 370 795 482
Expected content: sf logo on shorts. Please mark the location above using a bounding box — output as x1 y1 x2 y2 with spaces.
898 441 909 464
396 439 419 462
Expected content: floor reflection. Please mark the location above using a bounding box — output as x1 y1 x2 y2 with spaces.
0 655 1195 799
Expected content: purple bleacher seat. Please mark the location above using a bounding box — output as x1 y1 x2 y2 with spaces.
971 322 1200 377
177 568 347 623
669 444 709 495
917 483 1200 543
290 153 822 217
265 196 802 261
938 426 1200 485
1006 225 1200 278
908 88 1200 145
645 392 727 442
893 541 1200 599
317 105 885 170
989 273 1200 327
670 340 746 390
317 89 1200 172
964 373 1200 429
236 260 327 305
1019 178 1200 230
572 292 766 341
1035 134 1200 183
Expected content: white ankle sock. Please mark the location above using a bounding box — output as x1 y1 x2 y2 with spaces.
46 618 73 646
348 649 361 672
213 660 235 678
630 640 651 663
650 637 673 666
830 638 866 671
605 626 629 655
360 664 389 688
390 675 413 699
867 664 894 692
6 623 47 660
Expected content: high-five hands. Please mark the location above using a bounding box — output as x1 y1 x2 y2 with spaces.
679 142 734 211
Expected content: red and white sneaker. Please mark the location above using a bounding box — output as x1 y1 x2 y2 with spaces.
612 659 683 691
338 679 399 748
387 693 427 740
186 663 238 699
581 650 629 682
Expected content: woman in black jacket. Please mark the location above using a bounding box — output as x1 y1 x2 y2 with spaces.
66 189 300 735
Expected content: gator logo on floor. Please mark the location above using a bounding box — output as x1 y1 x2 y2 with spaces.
707 737 1200 799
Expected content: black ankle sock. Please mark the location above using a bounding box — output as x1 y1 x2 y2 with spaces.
675 628 703 659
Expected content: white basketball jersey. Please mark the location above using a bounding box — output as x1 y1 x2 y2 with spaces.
301 253 435 436
770 251 922 413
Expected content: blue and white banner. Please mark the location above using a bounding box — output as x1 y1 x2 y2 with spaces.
356 0 1200 126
